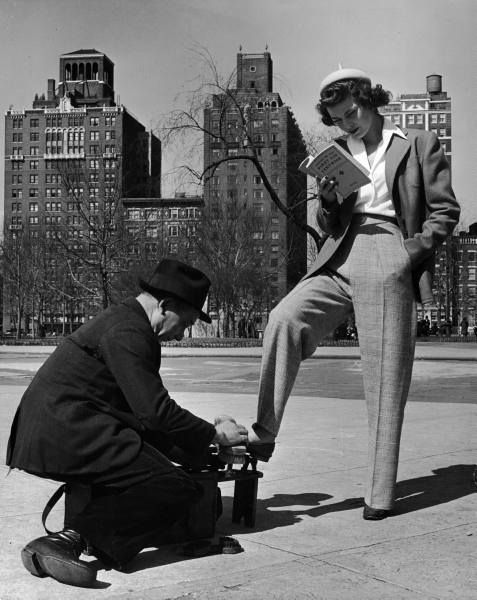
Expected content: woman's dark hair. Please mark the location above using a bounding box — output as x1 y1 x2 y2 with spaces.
317 79 391 126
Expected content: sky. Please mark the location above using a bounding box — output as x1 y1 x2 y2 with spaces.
1 0 476 227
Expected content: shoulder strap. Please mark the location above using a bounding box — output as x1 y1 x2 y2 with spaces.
41 484 66 534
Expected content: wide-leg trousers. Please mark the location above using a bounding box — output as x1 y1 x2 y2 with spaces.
256 215 417 509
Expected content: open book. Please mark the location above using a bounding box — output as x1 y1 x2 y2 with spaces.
299 141 371 197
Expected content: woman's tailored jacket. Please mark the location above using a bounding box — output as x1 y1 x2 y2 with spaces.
6 298 216 477
310 128 460 304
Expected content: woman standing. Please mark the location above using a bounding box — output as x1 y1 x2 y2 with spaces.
248 67 460 519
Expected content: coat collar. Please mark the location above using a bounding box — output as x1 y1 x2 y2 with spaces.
335 127 411 194
384 128 411 192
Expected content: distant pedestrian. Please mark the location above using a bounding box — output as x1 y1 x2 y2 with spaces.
460 317 469 337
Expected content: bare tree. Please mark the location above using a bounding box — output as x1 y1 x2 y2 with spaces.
192 200 282 337
53 155 149 310
160 46 321 252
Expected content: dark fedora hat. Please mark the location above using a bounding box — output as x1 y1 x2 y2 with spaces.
139 259 212 323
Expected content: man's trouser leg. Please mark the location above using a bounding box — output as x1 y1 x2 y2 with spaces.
64 443 202 567
343 217 417 510
255 272 353 436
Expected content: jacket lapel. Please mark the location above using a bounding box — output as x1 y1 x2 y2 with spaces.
385 131 410 193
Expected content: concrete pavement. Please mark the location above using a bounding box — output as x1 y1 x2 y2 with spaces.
0 342 476 599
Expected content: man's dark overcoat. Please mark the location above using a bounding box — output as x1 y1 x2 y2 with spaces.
6 298 216 478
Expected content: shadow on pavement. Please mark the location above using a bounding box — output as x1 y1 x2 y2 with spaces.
88 464 477 575
394 463 477 514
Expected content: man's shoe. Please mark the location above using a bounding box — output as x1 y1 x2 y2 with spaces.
363 504 392 521
21 529 97 587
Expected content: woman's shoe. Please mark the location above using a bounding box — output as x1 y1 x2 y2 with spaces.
363 504 392 520
246 441 275 462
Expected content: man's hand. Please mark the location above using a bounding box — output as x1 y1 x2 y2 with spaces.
213 419 248 447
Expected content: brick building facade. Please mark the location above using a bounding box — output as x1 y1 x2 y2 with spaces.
203 51 308 309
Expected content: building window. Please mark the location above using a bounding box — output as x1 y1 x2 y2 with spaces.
271 119 279 127
439 128 446 137
29 174 38 184
168 242 178 254
30 146 39 155
13 132 23 142
12 118 23 128
168 225 178 237
105 130 116 140
45 173 61 184
271 147 279 155
90 117 99 126
89 187 99 197
46 188 62 198
90 145 99 154
12 174 22 184
271 231 279 239
431 114 438 124
416 114 424 125
68 116 84 127
253 120 264 129
29 188 39 197
253 189 264 199
45 215 61 224
30 132 40 141
11 202 21 211
89 159 99 169
439 114 447 123
89 201 99 212
29 215 39 224
252 232 264 240
105 114 116 127
29 202 39 212
30 118 39 128
12 146 23 156
12 189 23 198
29 159 39 169
45 202 62 211
90 131 100 141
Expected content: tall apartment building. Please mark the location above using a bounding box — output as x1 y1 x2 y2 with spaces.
3 49 161 333
203 51 308 308
380 74 452 171
456 223 477 327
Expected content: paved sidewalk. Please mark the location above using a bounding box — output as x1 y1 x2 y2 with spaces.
0 344 476 599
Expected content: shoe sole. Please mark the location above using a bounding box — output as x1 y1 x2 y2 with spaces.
21 547 97 587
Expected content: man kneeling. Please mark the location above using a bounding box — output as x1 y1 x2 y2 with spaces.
6 259 247 587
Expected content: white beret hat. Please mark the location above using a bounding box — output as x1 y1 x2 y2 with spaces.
319 67 371 94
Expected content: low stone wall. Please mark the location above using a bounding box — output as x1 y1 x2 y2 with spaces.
1 335 476 348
